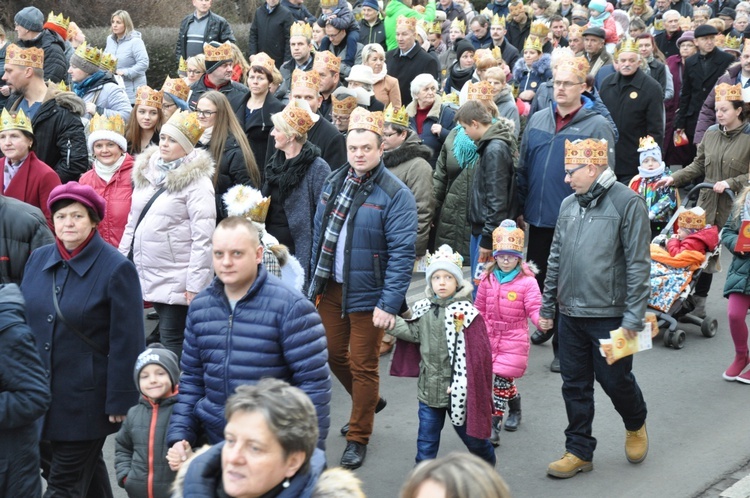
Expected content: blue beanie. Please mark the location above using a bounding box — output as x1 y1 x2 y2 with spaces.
362 0 380 10
15 7 44 32
588 0 607 13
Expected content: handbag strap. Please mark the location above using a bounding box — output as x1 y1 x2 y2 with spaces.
130 186 166 255
52 272 108 357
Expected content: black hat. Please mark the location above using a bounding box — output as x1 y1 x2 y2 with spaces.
133 343 180 395
455 38 476 64
719 7 736 19
693 24 719 38
582 27 606 39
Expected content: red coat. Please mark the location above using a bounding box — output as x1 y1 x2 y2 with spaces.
667 225 720 257
1 152 61 227
79 154 134 248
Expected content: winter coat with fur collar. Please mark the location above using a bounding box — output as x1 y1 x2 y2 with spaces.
512 53 552 98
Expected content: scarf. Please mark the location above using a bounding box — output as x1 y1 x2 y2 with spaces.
449 61 474 92
576 167 617 208
265 141 320 198
589 10 610 27
55 229 97 261
452 125 479 169
637 162 665 178
308 168 372 300
73 71 107 98
94 154 126 183
493 266 521 284
199 126 214 145
372 64 388 84
148 150 196 187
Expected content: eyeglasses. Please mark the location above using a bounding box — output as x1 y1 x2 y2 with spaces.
332 115 350 124
564 164 587 177
187 69 203 75
553 80 582 89
196 110 217 117
496 254 517 262
162 103 176 110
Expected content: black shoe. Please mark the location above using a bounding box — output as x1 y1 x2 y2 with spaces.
340 441 367 469
504 397 521 432
531 329 554 345
550 356 561 373
490 416 502 447
147 310 159 320
340 397 387 435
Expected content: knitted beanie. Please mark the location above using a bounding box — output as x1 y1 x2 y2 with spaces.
133 343 180 394
15 7 44 32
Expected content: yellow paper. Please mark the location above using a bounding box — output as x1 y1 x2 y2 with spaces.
599 323 653 365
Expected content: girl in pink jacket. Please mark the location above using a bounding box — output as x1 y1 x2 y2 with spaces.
475 220 542 447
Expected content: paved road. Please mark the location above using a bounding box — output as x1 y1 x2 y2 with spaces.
101 249 750 498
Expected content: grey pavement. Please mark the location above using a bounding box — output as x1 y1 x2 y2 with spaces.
101 248 750 498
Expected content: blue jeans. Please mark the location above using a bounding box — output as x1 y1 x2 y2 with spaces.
558 314 648 462
416 402 496 466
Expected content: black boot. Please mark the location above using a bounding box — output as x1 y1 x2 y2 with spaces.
504 397 521 432
531 329 554 345
490 416 502 447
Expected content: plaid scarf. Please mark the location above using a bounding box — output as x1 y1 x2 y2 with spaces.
308 168 371 301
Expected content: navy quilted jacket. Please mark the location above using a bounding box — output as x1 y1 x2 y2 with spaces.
167 266 331 449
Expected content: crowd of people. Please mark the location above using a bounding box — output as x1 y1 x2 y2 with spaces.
2 0 750 496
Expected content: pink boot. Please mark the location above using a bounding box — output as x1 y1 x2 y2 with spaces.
723 353 749 381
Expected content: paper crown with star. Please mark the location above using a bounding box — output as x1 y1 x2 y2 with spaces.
223 185 271 223
99 52 118 73
348 107 384 135
715 82 743 102
678 16 693 31
161 76 191 102
567 24 585 39
384 103 409 127
314 50 341 74
135 85 164 109
633 0 645 6
291 68 321 91
637 135 660 152
451 18 466 33
441 92 460 105
290 22 313 39
491 14 506 27
6 44 44 69
467 81 495 102
0 108 33 134
425 244 464 273
87 113 127 152
565 138 609 166
492 220 524 257
725 34 742 52
618 38 639 55
523 36 544 53
203 41 232 62
397 16 418 32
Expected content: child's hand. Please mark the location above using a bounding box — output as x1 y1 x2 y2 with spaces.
538 318 554 331
167 440 192 471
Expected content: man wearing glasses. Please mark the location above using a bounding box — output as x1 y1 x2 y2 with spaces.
539 137 650 479
516 55 615 372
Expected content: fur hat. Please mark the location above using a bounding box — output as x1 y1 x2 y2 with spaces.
15 7 44 32
133 343 180 395
425 244 464 286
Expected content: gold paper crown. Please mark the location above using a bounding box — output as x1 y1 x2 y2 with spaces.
425 244 464 269
135 85 164 109
653 18 665 31
491 14 506 27
281 100 316 135
165 110 204 146
678 16 692 30
492 223 524 255
6 44 44 69
203 41 232 62
556 55 590 80
291 68 321 90
348 107 384 135
467 81 495 101
56 80 70 92
480 8 493 18
567 24 585 39
47 11 70 30
491 46 502 60
451 18 466 33
637 135 659 151
565 138 609 165
314 50 341 74
530 21 550 38
427 21 443 35
384 103 409 127
509 2 526 17
523 36 544 52
715 82 743 102
162 76 191 102
321 0 338 8
250 52 276 74
678 208 706 230
474 48 491 63
89 112 125 136
0 109 33 134
441 92 459 105
74 42 102 67
99 52 118 73
290 22 313 39
332 94 358 116
618 38 639 55
633 0 645 6
178 56 188 73
223 185 271 223
397 16 417 32
725 34 742 51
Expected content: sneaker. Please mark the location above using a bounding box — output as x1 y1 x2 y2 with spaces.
723 354 749 381
547 452 593 478
625 423 648 463
736 369 750 385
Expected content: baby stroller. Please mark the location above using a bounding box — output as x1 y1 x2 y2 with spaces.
648 183 733 350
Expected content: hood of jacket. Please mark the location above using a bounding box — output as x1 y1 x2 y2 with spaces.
424 276 475 304
383 132 433 169
0 283 26 330
41 82 86 115
477 117 517 155
132 145 216 193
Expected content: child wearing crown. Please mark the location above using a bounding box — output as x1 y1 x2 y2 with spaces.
628 135 678 239
474 220 542 446
389 244 496 466
666 207 719 257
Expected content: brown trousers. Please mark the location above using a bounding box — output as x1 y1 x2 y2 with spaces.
318 281 384 445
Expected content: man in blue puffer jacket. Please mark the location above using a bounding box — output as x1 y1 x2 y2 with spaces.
167 217 331 458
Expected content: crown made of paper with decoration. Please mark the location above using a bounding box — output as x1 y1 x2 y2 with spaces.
314 50 341 73
556 55 589 81
281 100 316 134
290 21 313 39
725 34 742 51
565 138 608 165
480 8 493 18
567 24 584 39
474 48 491 62
162 76 191 102
425 244 464 268
384 103 408 127
74 42 102 67
653 18 665 31
135 85 164 109
637 135 659 152
491 14 506 27
99 52 117 73
178 56 188 73
523 36 544 52
492 220 524 255
6 44 44 69
467 81 494 101
291 68 321 90
250 52 276 74
397 16 417 32
223 185 271 223
530 21 549 38
442 92 459 105
509 2 526 16
321 0 338 8
165 110 204 146
0 109 33 134
47 11 70 31
617 38 639 56
715 82 743 102
451 18 466 33
427 21 442 35
678 16 692 30
633 0 645 6
203 41 232 62
56 80 70 92
348 107 384 134
89 112 125 136
332 93 358 115
678 207 706 230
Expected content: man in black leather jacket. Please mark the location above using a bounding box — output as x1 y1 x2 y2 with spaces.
175 0 236 64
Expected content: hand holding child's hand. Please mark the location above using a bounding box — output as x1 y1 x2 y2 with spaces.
538 318 553 331
167 440 193 471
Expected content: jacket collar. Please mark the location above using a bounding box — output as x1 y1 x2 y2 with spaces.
42 230 106 276
208 264 270 305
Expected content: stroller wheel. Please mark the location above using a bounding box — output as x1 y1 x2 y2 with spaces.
663 330 674 348
701 318 718 338
672 330 686 350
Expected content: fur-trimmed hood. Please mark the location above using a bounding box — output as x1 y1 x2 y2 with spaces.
132 145 216 193
513 53 552 82
482 260 539 280
383 132 433 169
43 82 86 116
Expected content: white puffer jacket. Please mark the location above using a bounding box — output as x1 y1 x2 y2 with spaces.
118 146 216 305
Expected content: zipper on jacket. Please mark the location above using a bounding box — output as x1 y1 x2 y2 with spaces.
148 400 159 498
224 314 233 397
66 139 71 168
